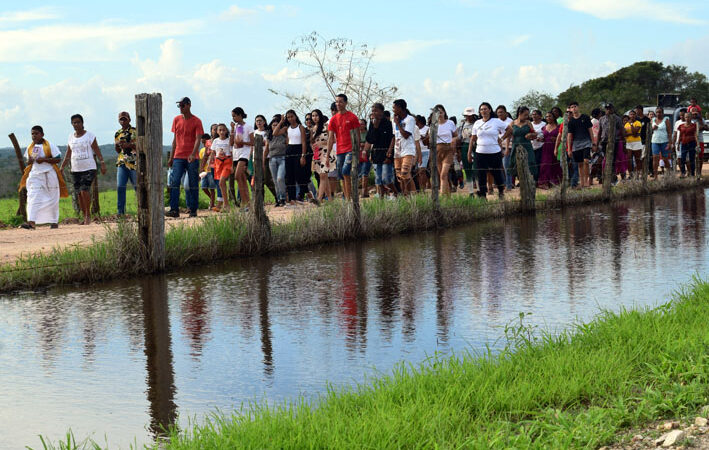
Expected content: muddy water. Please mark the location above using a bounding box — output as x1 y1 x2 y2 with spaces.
1 189 707 448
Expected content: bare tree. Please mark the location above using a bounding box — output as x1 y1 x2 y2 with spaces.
268 31 397 118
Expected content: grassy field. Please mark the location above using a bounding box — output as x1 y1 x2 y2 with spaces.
34 279 709 449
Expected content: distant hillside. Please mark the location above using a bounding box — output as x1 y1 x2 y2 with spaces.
556 61 709 113
0 145 173 199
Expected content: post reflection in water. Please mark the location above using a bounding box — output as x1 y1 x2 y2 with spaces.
257 258 274 378
141 274 177 438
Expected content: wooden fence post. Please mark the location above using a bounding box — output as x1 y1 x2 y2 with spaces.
602 113 617 200
135 93 165 271
251 134 271 249
429 110 440 212
8 133 27 219
516 144 536 212
643 122 652 189
350 129 361 232
559 113 570 202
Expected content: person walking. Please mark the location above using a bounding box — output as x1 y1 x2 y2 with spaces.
167 97 204 218
114 111 137 216
624 110 643 180
651 107 671 180
566 102 595 188
365 103 395 199
264 114 288 207
530 109 546 182
468 102 510 199
230 107 253 211
326 94 361 200
19 126 68 229
458 107 477 193
60 114 107 225
678 114 698 177
505 106 539 182
432 104 458 196
211 124 232 212
391 99 418 195
538 112 562 188
310 109 333 203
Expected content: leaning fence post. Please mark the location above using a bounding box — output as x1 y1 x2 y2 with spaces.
135 93 165 272
350 129 361 232
559 112 570 202
643 121 652 189
516 144 536 212
9 133 27 219
602 114 617 200
429 109 440 216
251 134 271 249
90 177 100 216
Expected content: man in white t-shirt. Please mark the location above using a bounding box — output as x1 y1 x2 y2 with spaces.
392 99 418 195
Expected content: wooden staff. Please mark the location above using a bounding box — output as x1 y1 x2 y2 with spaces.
8 133 27 219
350 129 361 231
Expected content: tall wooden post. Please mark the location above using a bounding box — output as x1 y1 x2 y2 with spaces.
135 93 165 271
350 129 361 231
429 110 440 209
559 113 570 201
9 133 27 219
251 134 271 249
602 113 617 200
643 122 652 189
516 144 536 212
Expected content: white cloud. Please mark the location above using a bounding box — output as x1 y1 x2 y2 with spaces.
559 0 704 24
261 67 302 82
510 34 530 47
0 8 59 24
0 20 199 62
373 40 449 63
222 4 277 20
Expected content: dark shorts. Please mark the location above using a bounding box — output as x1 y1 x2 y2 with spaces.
572 147 591 163
72 170 96 192
236 158 249 164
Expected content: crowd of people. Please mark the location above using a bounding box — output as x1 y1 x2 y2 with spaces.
17 95 708 228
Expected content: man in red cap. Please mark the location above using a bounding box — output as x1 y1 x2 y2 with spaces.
115 111 137 216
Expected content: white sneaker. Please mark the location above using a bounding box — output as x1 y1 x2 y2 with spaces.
387 194 396 201
374 193 381 199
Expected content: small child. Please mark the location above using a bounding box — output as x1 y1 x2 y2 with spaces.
198 133 217 209
210 124 232 212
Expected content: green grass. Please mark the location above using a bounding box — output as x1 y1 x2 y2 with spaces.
158 279 709 449
33 278 709 449
0 186 278 226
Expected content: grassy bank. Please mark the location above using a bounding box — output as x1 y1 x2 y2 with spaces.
154 278 709 449
36 278 709 449
1 176 706 293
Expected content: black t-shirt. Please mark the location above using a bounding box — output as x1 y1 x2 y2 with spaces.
568 114 593 150
637 115 651 145
366 118 393 164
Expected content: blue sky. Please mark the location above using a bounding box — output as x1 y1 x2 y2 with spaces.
1 0 708 146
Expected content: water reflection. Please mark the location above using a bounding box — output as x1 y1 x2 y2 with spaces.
2 188 709 449
141 275 177 437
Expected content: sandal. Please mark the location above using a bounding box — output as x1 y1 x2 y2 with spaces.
20 223 35 229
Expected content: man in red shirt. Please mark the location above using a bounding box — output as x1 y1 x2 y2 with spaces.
167 97 204 217
326 93 361 200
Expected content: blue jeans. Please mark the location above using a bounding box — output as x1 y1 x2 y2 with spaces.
269 156 286 202
336 152 352 180
116 165 137 215
169 158 199 213
570 160 579 187
373 163 394 185
358 161 372 178
680 141 697 176
503 152 514 189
